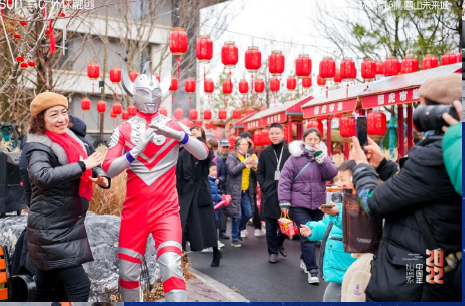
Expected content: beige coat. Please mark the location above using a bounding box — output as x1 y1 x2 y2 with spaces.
341 253 374 302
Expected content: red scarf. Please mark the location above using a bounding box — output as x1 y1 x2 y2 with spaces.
45 131 93 201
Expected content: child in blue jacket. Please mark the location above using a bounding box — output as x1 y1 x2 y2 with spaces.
300 160 357 302
206 163 225 257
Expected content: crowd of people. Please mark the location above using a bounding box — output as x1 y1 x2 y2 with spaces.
14 73 462 302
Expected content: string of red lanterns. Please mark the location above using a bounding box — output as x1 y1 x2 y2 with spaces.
169 27 188 77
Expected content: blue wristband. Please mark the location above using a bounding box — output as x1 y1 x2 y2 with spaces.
180 132 189 145
126 152 135 163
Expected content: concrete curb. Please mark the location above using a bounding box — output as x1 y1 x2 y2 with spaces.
190 268 250 302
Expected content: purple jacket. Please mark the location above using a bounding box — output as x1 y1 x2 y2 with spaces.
278 141 338 210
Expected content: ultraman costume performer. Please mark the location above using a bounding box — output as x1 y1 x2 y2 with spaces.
103 62 208 302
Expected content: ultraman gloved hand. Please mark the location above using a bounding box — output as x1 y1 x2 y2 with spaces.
149 123 185 142
129 128 155 158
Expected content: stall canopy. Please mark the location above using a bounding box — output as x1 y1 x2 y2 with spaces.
244 95 313 131
359 63 461 108
234 112 256 129
301 83 369 119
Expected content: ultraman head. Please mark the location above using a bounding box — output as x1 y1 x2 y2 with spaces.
121 61 162 114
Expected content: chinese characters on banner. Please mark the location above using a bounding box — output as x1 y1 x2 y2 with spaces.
245 119 263 131
302 98 358 119
264 112 286 125
361 88 421 109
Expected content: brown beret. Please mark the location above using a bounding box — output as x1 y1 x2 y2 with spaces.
419 73 462 105
30 92 68 117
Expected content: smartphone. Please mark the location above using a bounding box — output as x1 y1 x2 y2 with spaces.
356 116 368 147
321 203 335 208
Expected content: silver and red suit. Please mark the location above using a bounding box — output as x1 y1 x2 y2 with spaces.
103 62 208 302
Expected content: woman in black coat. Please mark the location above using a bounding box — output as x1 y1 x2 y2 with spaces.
26 92 110 301
176 126 221 267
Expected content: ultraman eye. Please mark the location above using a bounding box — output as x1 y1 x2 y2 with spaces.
136 88 150 96
152 88 162 98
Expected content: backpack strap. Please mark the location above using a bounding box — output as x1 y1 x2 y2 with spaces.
294 161 311 181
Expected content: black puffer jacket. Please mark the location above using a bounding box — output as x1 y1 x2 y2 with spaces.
26 129 109 271
353 138 461 302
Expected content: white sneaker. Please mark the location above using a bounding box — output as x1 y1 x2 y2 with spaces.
300 259 309 274
217 240 224 248
240 229 248 238
261 227 266 235
308 271 319 284
201 247 213 253
254 229 265 237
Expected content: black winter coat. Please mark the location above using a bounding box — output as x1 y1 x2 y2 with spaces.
176 140 217 251
216 152 228 193
26 129 110 271
353 138 461 302
256 143 291 219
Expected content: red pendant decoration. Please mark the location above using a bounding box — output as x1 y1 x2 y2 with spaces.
441 52 457 66
333 69 342 83
270 78 280 92
189 109 198 120
400 56 419 74
129 70 140 82
302 76 312 88
239 79 249 107
97 100 106 113
375 61 384 76
222 78 233 108
159 107 168 117
253 130 262 146
218 109 227 120
169 27 188 77
317 75 326 86
245 46 261 72
112 102 122 115
122 111 129 121
81 97 91 111
268 50 285 76
196 35 213 63
174 108 184 120
361 57 376 81
185 77 196 108
254 78 265 93
296 54 311 79
204 109 212 120
233 109 241 119
339 116 356 137
87 62 100 94
128 105 137 117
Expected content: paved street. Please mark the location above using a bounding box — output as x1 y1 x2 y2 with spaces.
188 222 327 302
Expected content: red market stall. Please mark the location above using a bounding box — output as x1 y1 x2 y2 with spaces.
244 95 313 143
359 63 461 157
233 112 257 136
302 83 369 157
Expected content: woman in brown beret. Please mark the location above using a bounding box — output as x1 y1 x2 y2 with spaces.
26 92 110 301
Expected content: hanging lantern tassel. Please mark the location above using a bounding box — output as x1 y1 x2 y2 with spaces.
92 83 94 94
326 86 328 99
176 58 181 77
226 97 228 109
49 19 56 54
114 91 117 100
208 94 210 106
251 74 254 95
346 84 349 98
172 94 174 105
242 96 245 108
189 95 192 108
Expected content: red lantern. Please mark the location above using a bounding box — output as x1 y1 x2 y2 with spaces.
28 61 36 67
185 77 196 107
246 108 255 116
441 52 457 66
261 128 270 145
228 136 236 149
218 109 227 120
268 50 285 76
307 120 324 138
296 54 311 78
174 108 184 120
20 21 27 26
221 41 239 68
129 70 140 82
87 62 99 79
122 111 129 121
189 109 198 120
254 130 262 146
196 35 213 63
221 79 233 95
128 104 137 117
383 56 400 76
233 109 241 119
204 109 212 120
286 76 297 90
367 113 387 135
97 100 106 113
317 75 326 86
333 69 342 83
339 117 355 137
194 120 202 127
110 110 117 119
20 62 28 69
302 77 312 88
270 78 280 92
400 57 419 74
422 54 438 70
81 97 91 111
254 78 265 93
169 27 188 56
204 121 211 130
112 102 122 115
239 79 249 94
376 61 384 76
361 57 376 81
319 56 336 80
204 78 214 94
14 33 21 39
45 28 51 35
169 75 178 92
109 67 121 83
340 57 357 81
245 46 261 72
159 107 168 117
16 56 24 63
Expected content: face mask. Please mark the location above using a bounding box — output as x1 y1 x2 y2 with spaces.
305 144 316 155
